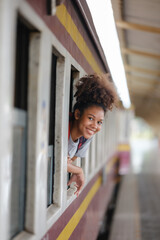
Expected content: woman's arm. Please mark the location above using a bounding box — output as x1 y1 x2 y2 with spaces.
67 161 82 174
67 158 84 196
67 156 77 164
71 156 77 162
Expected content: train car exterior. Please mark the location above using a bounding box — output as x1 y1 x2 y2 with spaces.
0 0 132 240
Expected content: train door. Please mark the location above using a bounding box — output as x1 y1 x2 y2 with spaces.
47 53 57 206
10 18 30 238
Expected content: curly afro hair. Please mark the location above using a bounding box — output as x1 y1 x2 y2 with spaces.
73 73 119 114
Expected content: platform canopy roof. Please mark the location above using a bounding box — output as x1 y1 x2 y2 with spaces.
111 0 160 135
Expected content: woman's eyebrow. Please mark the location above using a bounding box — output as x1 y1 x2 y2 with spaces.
88 114 104 121
88 114 95 118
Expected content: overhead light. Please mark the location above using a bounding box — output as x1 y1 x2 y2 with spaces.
86 0 131 109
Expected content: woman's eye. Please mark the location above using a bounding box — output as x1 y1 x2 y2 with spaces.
89 117 93 120
98 121 103 125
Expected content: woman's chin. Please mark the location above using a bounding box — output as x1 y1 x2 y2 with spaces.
83 133 93 139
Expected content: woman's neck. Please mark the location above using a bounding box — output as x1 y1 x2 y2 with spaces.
70 120 82 142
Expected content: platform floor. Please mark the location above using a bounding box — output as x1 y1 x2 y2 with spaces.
109 138 160 240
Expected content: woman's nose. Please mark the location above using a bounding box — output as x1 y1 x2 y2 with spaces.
91 121 98 129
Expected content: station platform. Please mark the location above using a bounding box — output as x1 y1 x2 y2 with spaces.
108 138 160 240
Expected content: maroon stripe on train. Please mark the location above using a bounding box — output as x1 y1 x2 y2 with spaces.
25 0 106 74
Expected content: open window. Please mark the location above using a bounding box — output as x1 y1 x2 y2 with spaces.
47 53 57 207
46 0 63 15
69 68 77 113
10 17 31 238
67 67 79 186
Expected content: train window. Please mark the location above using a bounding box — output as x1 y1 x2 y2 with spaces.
69 67 78 112
67 67 79 187
88 137 96 176
10 18 30 238
88 147 92 174
46 0 57 15
46 0 52 14
47 53 57 207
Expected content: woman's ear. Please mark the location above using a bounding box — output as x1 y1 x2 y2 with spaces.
74 109 81 120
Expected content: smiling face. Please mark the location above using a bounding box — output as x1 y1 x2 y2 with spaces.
74 105 105 139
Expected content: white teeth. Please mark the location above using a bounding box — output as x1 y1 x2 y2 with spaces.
90 129 95 132
87 129 95 134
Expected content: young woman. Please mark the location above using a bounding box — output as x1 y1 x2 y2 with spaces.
67 73 119 196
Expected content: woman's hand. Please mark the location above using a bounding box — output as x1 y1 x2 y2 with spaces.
67 156 72 164
67 155 77 164
67 156 85 197
67 170 85 197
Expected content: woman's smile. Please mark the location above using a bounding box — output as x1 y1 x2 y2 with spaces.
85 127 97 136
